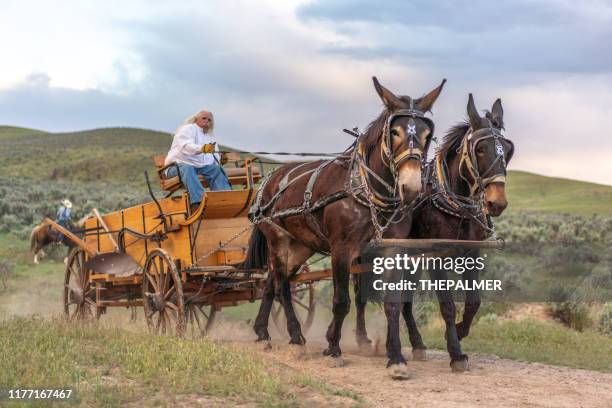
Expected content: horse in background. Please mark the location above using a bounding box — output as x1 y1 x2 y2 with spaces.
29 211 92 264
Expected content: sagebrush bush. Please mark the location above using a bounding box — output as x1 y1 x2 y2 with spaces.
598 303 612 336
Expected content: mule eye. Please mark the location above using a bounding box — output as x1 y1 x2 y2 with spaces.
476 148 485 155
391 129 399 137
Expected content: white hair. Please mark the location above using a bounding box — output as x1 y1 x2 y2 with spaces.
175 109 214 134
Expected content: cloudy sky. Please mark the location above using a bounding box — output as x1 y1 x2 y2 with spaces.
1 0 611 184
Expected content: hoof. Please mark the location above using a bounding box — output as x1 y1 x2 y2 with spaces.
262 341 272 352
289 334 306 346
322 347 341 357
387 363 410 380
412 348 427 361
325 356 347 368
254 330 271 343
450 357 469 373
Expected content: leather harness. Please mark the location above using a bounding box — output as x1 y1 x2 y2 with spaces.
249 105 436 244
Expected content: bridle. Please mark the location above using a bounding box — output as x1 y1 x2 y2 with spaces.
431 121 513 237
349 103 435 240
380 101 435 177
457 123 514 196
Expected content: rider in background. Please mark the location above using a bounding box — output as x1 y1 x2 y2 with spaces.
164 109 231 209
56 199 72 241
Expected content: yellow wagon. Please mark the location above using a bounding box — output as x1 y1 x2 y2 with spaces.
48 153 315 336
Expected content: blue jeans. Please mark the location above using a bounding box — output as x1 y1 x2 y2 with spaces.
165 163 231 204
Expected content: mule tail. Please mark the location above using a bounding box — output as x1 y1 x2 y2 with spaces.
238 225 268 270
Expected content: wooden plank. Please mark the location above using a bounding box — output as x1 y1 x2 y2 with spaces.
43 219 97 256
377 239 504 250
92 208 118 250
97 300 143 307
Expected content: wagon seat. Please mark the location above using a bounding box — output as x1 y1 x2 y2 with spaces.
152 152 262 194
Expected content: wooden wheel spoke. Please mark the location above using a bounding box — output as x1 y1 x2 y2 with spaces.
85 298 96 307
155 313 162 331
165 301 178 311
164 285 176 300
148 272 160 293
192 307 203 330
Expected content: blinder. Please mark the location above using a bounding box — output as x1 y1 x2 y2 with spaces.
459 126 514 195
381 105 435 175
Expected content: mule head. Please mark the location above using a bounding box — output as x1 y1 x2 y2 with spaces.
466 95 514 216
372 77 446 204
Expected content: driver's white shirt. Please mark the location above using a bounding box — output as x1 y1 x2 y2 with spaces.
165 123 220 167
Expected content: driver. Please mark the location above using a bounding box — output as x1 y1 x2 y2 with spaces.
164 110 231 209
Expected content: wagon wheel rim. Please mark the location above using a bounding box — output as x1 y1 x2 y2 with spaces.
142 249 186 336
271 267 316 336
63 248 94 321
185 303 217 337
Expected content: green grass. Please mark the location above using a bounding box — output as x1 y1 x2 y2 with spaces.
505 170 612 214
2 125 611 214
0 316 352 407
419 317 612 372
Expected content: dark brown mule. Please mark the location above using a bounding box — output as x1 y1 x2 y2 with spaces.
355 94 514 373
243 77 445 366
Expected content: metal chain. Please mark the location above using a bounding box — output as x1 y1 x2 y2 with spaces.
193 222 255 264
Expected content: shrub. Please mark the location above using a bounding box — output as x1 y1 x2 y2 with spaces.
599 303 612 336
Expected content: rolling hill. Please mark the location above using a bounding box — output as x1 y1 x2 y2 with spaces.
1 125 611 214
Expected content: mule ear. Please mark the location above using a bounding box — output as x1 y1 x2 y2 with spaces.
491 98 504 127
372 76 403 111
467 93 481 129
416 78 447 112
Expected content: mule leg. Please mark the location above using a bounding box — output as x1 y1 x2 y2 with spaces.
277 267 305 345
401 302 427 359
384 301 407 366
433 268 468 372
323 254 351 357
354 276 372 347
254 272 275 341
456 265 481 341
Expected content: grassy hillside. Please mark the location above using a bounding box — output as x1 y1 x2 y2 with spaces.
506 170 612 214
1 125 611 214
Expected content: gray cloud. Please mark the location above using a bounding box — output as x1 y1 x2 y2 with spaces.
1 1 611 185
298 0 612 74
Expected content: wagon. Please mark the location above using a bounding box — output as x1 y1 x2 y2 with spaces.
46 154 317 336
45 152 504 337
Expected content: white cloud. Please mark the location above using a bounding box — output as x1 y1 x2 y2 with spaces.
0 0 610 185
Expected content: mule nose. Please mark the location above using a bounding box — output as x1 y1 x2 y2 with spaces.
486 199 507 216
401 184 420 205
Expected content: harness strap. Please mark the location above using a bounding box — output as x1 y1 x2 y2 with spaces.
302 161 333 243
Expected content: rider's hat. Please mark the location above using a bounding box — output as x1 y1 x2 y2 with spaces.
61 199 73 209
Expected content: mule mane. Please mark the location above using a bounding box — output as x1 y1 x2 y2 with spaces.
439 121 470 159
362 108 390 151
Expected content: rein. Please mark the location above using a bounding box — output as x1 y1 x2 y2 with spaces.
249 107 436 243
430 123 513 237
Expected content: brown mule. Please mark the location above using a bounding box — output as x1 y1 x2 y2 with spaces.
355 94 514 373
242 77 445 369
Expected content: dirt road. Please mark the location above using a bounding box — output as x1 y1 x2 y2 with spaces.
255 343 611 407
212 320 612 408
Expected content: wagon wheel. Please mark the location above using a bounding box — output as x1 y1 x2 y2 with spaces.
271 266 316 336
185 303 217 337
142 249 186 336
63 248 95 320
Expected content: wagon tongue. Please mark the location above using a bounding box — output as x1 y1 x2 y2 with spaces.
85 252 141 277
